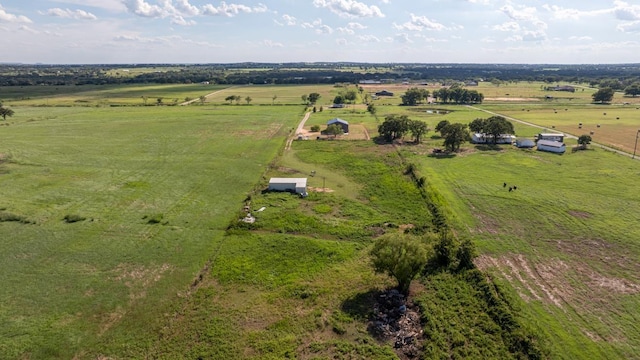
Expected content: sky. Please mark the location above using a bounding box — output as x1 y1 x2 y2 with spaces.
1 0 640 64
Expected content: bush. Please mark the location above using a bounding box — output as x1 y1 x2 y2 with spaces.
310 125 321 132
63 214 86 223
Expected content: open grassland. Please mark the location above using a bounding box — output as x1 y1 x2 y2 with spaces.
0 84 228 107
0 103 302 358
409 143 640 359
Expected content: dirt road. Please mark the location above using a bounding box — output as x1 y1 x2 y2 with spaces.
285 111 311 151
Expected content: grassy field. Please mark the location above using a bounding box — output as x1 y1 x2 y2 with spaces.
0 102 303 358
2 81 640 359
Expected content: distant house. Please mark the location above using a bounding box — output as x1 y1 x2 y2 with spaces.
330 103 345 108
465 81 479 86
268 178 307 194
537 140 566 154
359 80 382 84
537 133 565 143
515 138 536 148
327 118 349 134
471 133 515 144
375 90 394 96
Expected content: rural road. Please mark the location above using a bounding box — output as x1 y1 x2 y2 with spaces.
179 86 243 106
286 111 311 150
466 105 640 160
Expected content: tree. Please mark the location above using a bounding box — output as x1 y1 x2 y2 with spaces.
199 95 206 104
378 114 411 142
401 87 429 106
301 94 308 104
245 96 252 105
577 134 592 149
624 83 640 97
333 95 344 105
156 97 163 105
367 103 377 116
370 233 429 295
468 118 486 133
0 106 15 121
272 94 277 105
442 123 470 152
433 231 457 269
456 238 477 271
343 89 357 103
484 116 515 144
592 87 615 103
310 125 321 132
435 120 451 136
225 95 236 104
308 92 321 104
409 120 429 144
325 124 344 138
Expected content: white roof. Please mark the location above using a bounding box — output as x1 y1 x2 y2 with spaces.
537 140 565 148
269 178 307 186
539 133 565 137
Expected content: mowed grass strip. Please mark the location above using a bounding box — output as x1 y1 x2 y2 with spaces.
412 142 640 359
0 104 303 358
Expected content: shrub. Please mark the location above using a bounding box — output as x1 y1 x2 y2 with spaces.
310 125 321 132
63 214 86 223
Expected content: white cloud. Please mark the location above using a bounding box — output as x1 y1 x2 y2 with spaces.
51 0 126 12
316 24 333 34
0 6 32 23
613 0 640 21
393 13 451 31
301 18 323 29
617 21 640 33
336 38 349 45
492 21 520 32
277 14 297 26
202 2 267 17
170 15 196 26
568 36 593 41
261 39 283 47
122 0 166 18
312 0 384 19
357 34 380 42
18 25 38 34
542 4 610 20
395 33 412 43
175 0 200 16
44 8 98 20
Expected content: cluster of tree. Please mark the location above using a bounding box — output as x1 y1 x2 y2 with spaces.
302 92 321 105
333 88 358 105
377 115 429 143
370 231 476 295
624 83 640 97
592 87 615 103
224 95 252 104
401 87 430 106
324 124 344 138
0 102 14 121
432 86 483 104
468 116 515 144
435 120 470 152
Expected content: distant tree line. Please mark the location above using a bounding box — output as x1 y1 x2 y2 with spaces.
2 63 640 87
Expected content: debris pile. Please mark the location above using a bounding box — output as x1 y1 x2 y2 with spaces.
370 289 423 359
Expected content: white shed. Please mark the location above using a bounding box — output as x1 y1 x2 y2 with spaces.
471 133 515 144
268 178 307 194
538 133 565 143
537 140 566 154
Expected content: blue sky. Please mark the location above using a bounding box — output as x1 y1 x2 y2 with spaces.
1 0 639 64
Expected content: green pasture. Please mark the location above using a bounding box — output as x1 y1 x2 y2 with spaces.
0 104 302 358
410 142 640 359
0 84 227 107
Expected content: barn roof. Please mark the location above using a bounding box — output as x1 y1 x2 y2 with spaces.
537 140 565 148
327 118 349 125
269 178 307 186
539 133 565 137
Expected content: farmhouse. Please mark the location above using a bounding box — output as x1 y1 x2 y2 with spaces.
471 133 516 144
375 90 394 96
515 138 536 148
268 178 308 194
537 140 566 154
537 133 565 142
327 118 349 134
553 85 575 92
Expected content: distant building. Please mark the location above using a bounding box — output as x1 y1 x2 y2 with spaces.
465 81 479 86
537 133 565 143
471 133 515 144
359 80 382 84
515 138 536 148
268 178 308 194
327 118 349 134
552 85 575 92
330 103 345 108
375 90 394 96
537 140 566 154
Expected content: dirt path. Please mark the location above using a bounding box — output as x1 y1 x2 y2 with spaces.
286 111 311 151
179 86 243 106
466 105 640 160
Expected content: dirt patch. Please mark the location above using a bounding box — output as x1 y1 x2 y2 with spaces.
113 263 172 300
308 186 335 193
277 166 301 174
568 210 592 219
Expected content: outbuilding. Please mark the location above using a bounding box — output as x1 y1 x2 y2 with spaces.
537 133 565 143
268 178 308 194
537 140 566 154
375 90 394 96
327 118 349 134
515 138 536 148
471 133 515 144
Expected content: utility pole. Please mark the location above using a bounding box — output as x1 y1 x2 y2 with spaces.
634 130 640 160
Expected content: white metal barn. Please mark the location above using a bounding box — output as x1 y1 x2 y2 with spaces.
537 140 566 154
537 133 565 142
268 178 308 194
